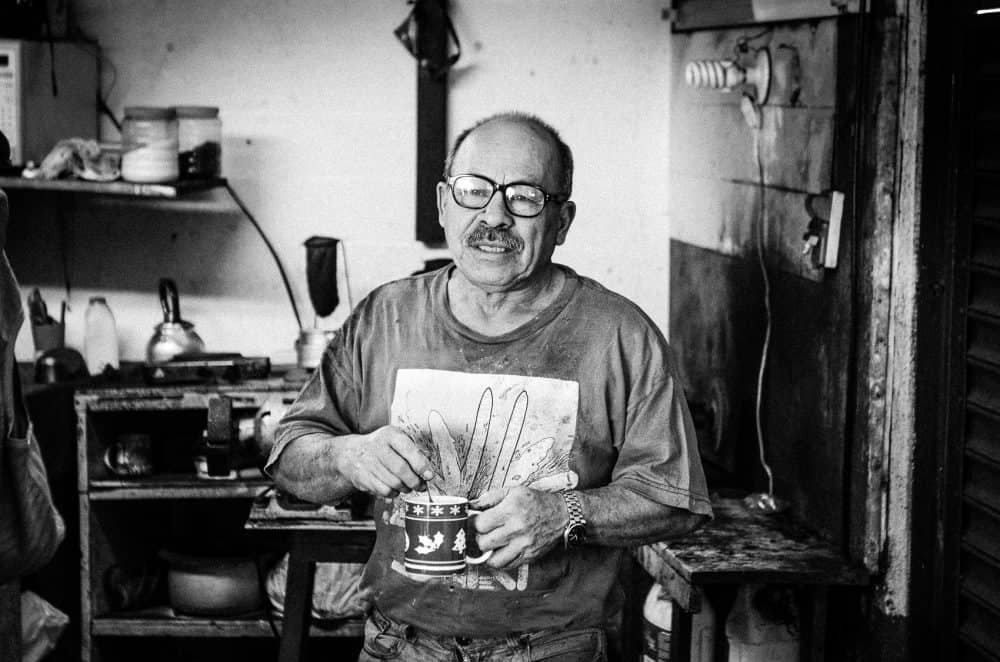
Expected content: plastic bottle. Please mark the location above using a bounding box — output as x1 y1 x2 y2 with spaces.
643 584 673 662
84 297 120 376
726 584 799 662
643 583 716 662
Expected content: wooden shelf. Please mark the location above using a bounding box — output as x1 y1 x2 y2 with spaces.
0 175 225 198
89 475 271 500
77 380 295 412
92 614 364 638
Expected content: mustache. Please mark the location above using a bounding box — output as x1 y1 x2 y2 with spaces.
465 226 522 250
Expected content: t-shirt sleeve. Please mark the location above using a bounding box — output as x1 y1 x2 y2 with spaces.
263 327 360 477
610 357 714 518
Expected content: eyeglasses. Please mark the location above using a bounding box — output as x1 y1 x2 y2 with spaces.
445 174 569 218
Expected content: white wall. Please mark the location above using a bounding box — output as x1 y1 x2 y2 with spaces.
13 0 674 364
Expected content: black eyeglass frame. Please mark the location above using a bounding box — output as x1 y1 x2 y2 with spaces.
445 173 571 218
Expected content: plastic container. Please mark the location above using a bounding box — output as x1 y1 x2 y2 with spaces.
643 583 673 662
175 105 222 178
121 106 179 183
643 584 715 662
84 297 119 376
726 584 799 662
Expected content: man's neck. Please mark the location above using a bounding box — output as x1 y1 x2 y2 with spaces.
447 265 565 337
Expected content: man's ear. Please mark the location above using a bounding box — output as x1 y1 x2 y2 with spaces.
554 201 576 246
436 181 448 228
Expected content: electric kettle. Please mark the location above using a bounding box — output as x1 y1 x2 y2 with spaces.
146 278 205 363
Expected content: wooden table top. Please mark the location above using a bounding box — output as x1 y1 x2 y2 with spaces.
635 496 869 611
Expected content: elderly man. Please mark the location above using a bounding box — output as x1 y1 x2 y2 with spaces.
268 112 712 661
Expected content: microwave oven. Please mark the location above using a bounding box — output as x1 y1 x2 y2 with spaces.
0 39 98 167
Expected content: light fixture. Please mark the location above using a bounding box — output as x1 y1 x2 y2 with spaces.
684 48 772 105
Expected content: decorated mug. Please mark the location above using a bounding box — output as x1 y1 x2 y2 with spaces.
403 494 492 577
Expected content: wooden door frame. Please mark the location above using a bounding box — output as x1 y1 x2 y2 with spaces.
847 0 930 658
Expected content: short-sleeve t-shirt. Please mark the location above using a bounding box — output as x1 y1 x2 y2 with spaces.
268 265 712 636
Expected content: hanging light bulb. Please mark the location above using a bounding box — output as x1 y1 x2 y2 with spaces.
684 48 772 105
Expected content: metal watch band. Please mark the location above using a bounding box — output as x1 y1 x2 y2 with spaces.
561 490 586 549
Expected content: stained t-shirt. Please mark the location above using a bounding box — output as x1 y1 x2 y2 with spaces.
267 265 712 636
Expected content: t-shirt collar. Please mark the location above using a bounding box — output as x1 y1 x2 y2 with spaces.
433 263 579 344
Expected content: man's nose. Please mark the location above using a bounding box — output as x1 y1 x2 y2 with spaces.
479 190 513 227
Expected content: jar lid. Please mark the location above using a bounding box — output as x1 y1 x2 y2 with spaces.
124 106 177 120
174 105 220 118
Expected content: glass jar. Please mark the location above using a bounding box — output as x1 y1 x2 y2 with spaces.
121 106 179 183
175 105 222 179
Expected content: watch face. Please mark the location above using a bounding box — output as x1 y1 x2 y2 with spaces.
566 524 585 547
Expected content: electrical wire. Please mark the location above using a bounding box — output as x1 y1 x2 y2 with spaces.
224 182 304 331
339 239 354 310
735 26 774 57
752 110 776 499
42 5 58 97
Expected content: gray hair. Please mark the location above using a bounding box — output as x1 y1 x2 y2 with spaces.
442 111 574 197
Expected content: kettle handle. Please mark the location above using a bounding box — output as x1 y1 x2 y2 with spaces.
159 278 181 324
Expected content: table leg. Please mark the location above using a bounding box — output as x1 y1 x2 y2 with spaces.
669 599 692 661
0 580 21 662
801 585 829 662
278 556 317 662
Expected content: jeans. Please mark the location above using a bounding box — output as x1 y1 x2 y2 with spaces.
357 607 607 662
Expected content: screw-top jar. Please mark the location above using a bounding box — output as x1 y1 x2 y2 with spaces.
175 105 222 179
121 106 179 183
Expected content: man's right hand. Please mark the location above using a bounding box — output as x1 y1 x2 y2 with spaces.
336 426 436 498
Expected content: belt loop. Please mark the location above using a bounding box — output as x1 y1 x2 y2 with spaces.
374 609 390 635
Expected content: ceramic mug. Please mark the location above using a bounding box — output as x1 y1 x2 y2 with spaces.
104 433 153 477
403 494 492 577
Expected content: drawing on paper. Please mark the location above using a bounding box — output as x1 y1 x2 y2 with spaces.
389 369 580 591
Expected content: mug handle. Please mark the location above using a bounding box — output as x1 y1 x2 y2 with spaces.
465 509 493 564
466 549 493 565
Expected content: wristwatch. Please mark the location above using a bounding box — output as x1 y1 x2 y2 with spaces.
560 490 587 549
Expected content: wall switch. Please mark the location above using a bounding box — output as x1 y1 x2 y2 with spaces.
824 190 844 269
803 190 845 271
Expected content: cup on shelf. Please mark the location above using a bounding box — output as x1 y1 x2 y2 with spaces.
104 433 154 477
31 321 64 356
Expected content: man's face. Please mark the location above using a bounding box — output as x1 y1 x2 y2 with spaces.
437 120 575 294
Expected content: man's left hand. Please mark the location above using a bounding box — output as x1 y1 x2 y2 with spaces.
470 487 567 569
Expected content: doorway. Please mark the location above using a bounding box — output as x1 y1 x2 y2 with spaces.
916 2 1000 659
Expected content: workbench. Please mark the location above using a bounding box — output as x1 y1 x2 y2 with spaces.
634 497 870 661
245 496 376 662
246 494 869 662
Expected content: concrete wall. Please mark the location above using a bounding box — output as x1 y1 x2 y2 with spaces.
9 0 675 365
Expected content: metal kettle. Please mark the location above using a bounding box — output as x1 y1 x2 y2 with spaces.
146 278 205 363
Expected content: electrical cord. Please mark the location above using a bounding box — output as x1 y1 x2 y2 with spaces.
67 35 123 134
735 26 774 55
224 182 304 331
340 239 354 311
752 111 776 500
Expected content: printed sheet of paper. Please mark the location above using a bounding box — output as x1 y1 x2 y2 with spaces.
388 368 580 590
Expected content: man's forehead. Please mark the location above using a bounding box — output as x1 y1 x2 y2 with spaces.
453 120 558 174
